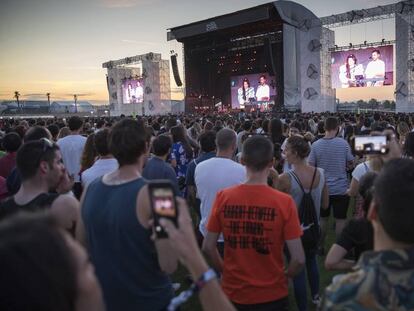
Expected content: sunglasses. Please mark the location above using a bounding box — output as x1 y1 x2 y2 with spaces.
36 138 56 164
40 138 54 153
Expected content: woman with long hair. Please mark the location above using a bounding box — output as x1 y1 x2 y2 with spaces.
277 136 328 311
170 125 194 186
80 133 97 175
237 78 255 109
339 54 364 88
268 118 285 145
188 121 202 141
268 118 287 173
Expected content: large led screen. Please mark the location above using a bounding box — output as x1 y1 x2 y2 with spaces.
331 45 393 89
122 78 144 104
230 73 277 110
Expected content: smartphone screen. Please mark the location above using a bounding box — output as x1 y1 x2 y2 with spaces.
353 135 388 155
148 181 177 238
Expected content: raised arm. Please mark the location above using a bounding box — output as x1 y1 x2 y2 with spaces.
159 199 235 311
136 185 178 274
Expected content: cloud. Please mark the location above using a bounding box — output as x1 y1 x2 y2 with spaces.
121 39 157 45
62 66 103 71
99 0 149 8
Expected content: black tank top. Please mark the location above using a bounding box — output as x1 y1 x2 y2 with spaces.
0 193 76 236
0 193 60 219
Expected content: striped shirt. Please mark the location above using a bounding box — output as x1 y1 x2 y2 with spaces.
308 137 354 195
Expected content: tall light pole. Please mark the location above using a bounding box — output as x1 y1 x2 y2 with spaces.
14 91 20 112
46 92 51 113
73 94 78 113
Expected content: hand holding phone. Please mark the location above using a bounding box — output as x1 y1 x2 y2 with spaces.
148 180 178 239
353 135 389 156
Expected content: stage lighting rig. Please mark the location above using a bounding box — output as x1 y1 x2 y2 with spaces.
395 82 408 98
408 58 414 71
347 10 364 23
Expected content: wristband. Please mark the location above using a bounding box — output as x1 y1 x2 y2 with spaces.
167 268 217 311
193 268 217 293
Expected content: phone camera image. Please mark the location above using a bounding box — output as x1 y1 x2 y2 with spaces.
353 135 388 155
153 188 175 217
149 181 178 239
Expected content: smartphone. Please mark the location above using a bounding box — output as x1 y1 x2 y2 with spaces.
353 135 388 155
148 180 178 239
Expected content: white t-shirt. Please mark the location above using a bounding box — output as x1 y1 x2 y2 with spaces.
365 59 385 86
57 135 87 182
195 157 246 240
81 158 118 188
256 84 270 101
352 160 372 182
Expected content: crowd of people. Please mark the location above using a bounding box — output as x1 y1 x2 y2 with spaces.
0 110 413 311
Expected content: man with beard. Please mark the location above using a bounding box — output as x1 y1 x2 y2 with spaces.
0 138 79 235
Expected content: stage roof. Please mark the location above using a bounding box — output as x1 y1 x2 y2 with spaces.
167 1 319 42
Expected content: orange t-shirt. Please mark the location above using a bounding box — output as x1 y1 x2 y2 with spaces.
207 184 302 305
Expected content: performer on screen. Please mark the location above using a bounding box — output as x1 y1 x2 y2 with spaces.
365 49 385 87
237 78 255 109
339 54 364 88
255 75 270 101
135 80 144 103
129 82 137 104
126 83 133 104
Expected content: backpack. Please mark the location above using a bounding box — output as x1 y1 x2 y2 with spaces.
290 168 320 251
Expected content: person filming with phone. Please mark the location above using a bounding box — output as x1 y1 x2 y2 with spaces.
79 119 177 311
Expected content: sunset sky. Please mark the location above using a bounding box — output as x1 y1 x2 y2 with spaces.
0 0 397 104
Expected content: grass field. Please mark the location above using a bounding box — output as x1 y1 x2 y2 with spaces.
171 215 342 311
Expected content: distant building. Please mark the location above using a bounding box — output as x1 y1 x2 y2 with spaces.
0 100 96 115
0 100 49 115
50 101 95 114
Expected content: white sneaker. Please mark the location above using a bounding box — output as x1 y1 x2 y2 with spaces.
312 295 321 307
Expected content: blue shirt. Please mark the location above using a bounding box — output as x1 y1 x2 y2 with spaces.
82 177 173 311
170 142 192 178
308 137 354 195
143 157 179 194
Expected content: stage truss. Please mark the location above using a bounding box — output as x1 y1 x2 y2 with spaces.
102 53 172 116
320 0 414 112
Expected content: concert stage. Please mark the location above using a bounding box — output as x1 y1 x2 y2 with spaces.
168 1 335 113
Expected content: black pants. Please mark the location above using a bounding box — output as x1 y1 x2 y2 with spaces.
232 297 288 311
320 195 349 219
